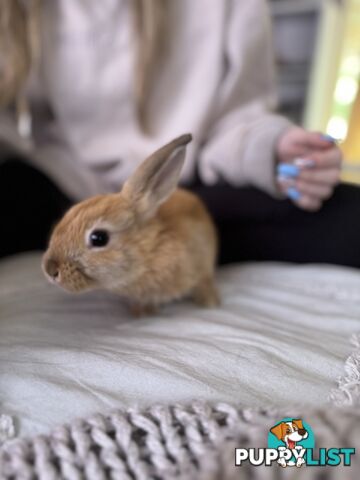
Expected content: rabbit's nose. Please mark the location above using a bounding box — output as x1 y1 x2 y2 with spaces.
45 258 60 280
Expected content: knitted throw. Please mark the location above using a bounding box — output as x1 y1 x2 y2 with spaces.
1 401 360 480
2 334 360 479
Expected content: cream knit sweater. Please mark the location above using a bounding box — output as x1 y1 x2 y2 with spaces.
0 0 291 200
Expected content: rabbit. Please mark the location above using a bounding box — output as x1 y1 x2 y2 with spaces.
42 134 220 315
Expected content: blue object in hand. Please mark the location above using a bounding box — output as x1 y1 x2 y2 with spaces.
277 164 300 178
286 187 301 201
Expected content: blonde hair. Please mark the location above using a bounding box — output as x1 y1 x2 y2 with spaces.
0 0 167 131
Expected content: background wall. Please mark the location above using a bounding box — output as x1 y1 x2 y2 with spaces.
270 0 360 182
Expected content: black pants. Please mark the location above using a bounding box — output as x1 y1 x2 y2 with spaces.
1 158 360 267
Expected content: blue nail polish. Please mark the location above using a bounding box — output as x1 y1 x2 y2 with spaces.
277 164 300 178
321 134 337 144
287 187 301 201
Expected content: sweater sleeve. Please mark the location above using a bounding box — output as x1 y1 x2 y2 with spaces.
198 0 292 196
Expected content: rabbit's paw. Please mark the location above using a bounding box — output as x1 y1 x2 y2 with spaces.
128 302 158 318
192 277 220 308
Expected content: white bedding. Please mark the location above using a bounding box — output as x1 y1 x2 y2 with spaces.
1 252 360 439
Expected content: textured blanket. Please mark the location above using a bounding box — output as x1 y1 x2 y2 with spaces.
2 253 360 438
1 253 360 479
1 401 360 479
1 335 360 479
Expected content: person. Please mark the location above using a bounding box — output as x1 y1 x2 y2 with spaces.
1 0 356 266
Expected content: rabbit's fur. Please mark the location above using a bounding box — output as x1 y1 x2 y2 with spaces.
43 134 220 314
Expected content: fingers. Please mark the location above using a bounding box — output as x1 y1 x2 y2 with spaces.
299 167 341 185
278 177 333 200
277 183 323 212
297 147 343 170
277 175 336 212
275 127 342 212
277 127 339 164
277 162 341 188
297 131 337 150
296 179 333 199
296 196 322 212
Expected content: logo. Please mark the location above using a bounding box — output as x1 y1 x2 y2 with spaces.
268 418 314 467
235 417 355 468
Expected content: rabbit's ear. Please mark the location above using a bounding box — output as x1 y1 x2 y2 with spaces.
122 134 192 219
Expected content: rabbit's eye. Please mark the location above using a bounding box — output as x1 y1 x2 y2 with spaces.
89 229 109 248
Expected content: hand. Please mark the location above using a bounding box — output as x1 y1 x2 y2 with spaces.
275 126 342 211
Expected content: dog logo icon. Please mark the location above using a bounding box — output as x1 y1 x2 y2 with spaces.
269 419 310 468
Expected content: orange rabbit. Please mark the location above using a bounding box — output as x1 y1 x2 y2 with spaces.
42 134 220 314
